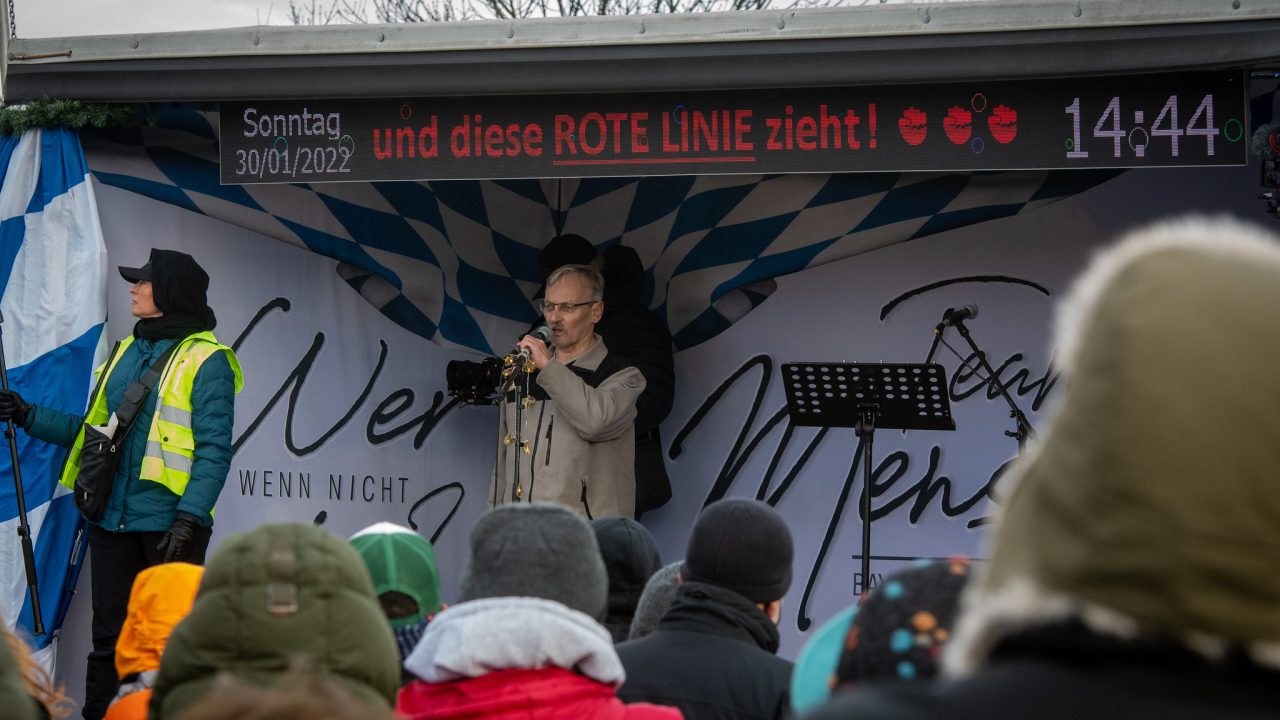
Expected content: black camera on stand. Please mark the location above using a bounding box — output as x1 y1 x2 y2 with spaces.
445 357 504 406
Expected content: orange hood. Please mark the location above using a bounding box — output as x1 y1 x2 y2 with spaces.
115 562 204 678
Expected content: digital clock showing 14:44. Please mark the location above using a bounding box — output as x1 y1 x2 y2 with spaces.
1063 93 1246 163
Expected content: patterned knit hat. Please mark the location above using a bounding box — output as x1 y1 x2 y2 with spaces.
835 558 971 687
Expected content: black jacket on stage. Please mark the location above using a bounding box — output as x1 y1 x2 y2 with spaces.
593 245 676 514
616 581 794 720
803 624 1280 720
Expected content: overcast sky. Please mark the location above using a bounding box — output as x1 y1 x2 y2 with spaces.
12 0 968 38
13 0 283 38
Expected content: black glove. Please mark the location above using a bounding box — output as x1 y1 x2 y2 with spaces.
157 511 201 563
0 389 31 427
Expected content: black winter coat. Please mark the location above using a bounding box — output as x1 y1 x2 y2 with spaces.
616 582 794 720
594 245 675 513
804 625 1280 720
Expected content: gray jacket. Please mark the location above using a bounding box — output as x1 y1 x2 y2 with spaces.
492 336 645 518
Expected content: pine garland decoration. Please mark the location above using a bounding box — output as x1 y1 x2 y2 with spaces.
0 98 149 136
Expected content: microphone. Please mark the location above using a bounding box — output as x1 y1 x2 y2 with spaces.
942 304 978 326
512 325 552 362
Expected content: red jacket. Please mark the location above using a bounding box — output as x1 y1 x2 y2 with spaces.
398 667 682 720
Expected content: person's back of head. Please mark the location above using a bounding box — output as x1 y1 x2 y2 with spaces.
628 561 684 641
539 234 598 281
349 522 442 673
591 516 662 643
398 504 676 718
683 497 794 610
459 503 608 618
114 563 204 678
614 502 793 720
597 244 645 311
789 559 972 717
106 562 205 720
148 523 400 720
838 558 971 686
948 216 1280 677
173 662 396 720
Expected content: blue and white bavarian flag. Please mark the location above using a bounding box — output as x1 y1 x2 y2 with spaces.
0 128 107 658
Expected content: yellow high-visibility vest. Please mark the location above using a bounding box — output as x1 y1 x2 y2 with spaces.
59 332 243 498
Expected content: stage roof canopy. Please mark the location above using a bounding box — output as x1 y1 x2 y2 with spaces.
4 0 1280 103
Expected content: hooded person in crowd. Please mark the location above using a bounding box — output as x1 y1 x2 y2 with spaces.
0 248 242 720
834 558 971 689
628 561 684 641
593 245 676 515
147 523 400 720
349 522 443 683
397 503 683 719
793 559 970 715
806 216 1280 720
617 498 795 720
591 516 663 643
168 663 396 720
103 563 204 720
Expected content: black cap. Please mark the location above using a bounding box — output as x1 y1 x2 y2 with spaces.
118 261 152 283
683 498 794 603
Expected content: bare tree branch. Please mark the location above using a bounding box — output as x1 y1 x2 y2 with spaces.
288 0 871 24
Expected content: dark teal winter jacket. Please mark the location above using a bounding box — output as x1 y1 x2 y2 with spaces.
24 336 235 532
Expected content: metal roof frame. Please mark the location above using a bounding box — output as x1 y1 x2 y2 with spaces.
4 0 1280 103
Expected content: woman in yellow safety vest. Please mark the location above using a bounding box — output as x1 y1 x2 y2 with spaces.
0 248 241 720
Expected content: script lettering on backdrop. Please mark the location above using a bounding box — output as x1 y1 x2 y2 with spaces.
228 297 468 542
671 276 1059 630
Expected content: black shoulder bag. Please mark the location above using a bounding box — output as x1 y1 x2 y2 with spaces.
74 342 181 521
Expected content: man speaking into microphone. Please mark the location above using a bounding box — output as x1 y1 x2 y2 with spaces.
492 263 646 518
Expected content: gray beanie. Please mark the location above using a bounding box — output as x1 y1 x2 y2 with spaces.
628 561 684 641
683 498 794 603
459 503 608 619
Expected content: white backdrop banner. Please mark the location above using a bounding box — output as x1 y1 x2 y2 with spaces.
73 160 1264 671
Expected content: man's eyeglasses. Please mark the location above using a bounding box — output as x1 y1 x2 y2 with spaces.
540 300 599 315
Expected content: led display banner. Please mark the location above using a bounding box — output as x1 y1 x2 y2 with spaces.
219 70 1247 183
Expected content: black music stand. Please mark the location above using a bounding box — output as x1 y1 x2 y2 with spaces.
782 362 955 593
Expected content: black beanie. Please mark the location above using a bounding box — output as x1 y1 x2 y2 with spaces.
591 517 662 640
682 498 793 603
458 504 608 619
539 234 598 279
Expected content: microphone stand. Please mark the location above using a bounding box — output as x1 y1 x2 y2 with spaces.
0 310 44 635
501 347 536 502
950 316 1035 452
923 319 945 367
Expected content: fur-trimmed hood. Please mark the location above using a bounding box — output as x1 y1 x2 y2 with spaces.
404 596 624 686
947 216 1280 675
